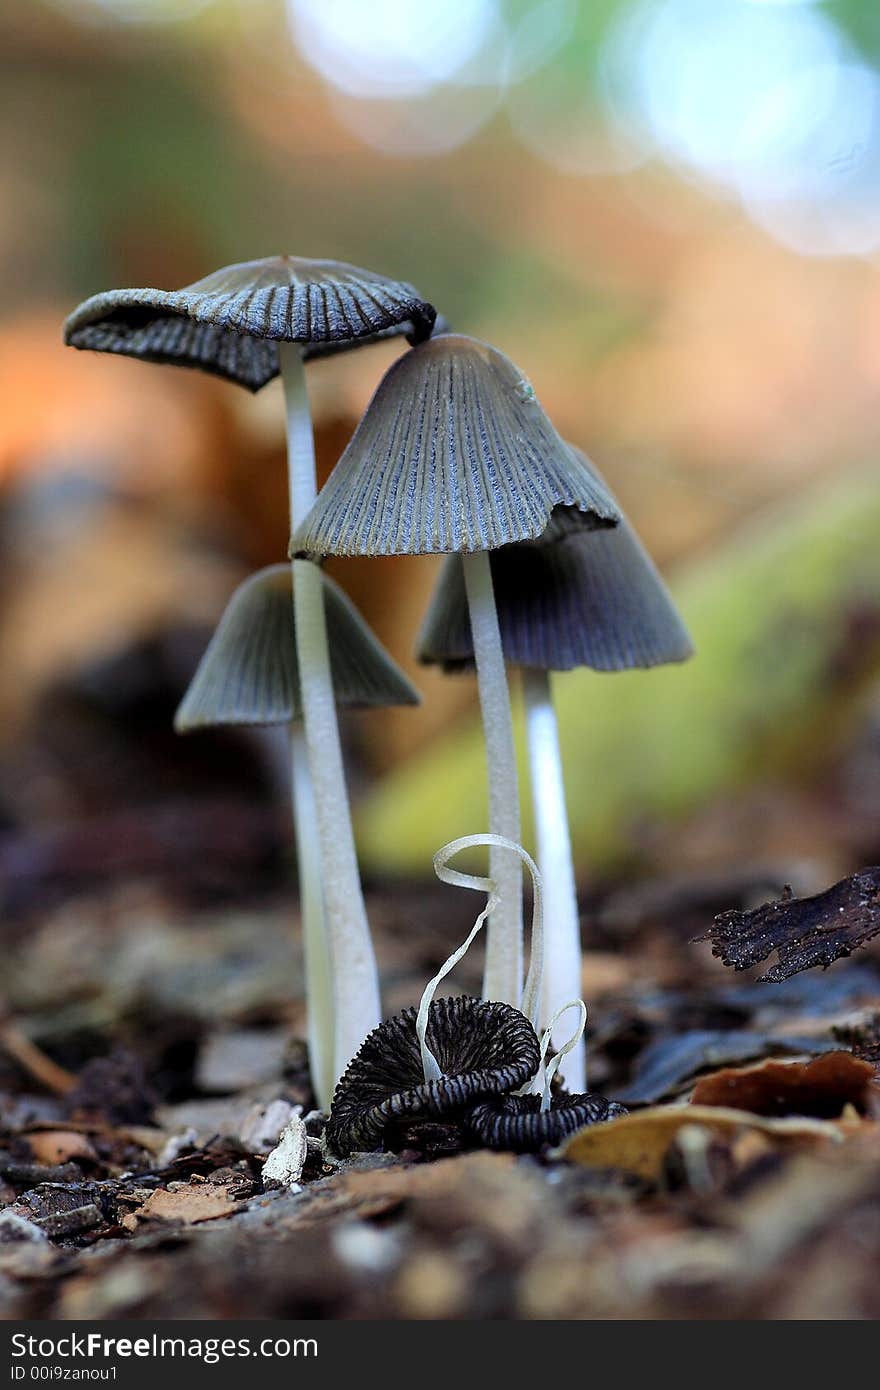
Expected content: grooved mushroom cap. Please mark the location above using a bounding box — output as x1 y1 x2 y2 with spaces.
174 563 419 732
64 256 437 392
467 1092 628 1152
417 448 693 673
292 334 619 557
325 996 542 1157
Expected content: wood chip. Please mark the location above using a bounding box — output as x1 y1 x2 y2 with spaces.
697 867 880 981
124 1183 239 1227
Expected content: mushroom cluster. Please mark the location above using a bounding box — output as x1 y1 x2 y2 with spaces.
66 255 690 1144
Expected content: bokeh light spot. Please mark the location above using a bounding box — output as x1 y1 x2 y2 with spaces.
287 0 502 99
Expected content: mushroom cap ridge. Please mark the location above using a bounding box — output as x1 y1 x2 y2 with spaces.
64 255 437 392
293 334 620 557
467 1091 628 1153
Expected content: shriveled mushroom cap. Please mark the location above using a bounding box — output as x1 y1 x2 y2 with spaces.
64 256 437 392
467 1092 627 1153
174 563 419 732
417 449 693 673
325 996 541 1157
292 334 619 557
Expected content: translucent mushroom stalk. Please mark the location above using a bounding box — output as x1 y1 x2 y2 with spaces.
461 553 524 1008
280 343 381 1090
289 722 334 1108
522 666 587 1093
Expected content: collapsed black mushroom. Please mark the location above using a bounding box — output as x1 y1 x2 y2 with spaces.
325 995 541 1157
467 1092 627 1153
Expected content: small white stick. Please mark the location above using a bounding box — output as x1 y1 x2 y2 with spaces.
462 551 523 1007
523 666 586 1092
417 833 544 1083
281 344 381 1090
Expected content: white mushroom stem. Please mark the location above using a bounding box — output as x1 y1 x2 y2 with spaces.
281 343 381 1093
289 722 333 1109
523 665 586 1093
461 551 524 1007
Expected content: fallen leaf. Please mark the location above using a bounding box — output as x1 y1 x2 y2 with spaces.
26 1131 97 1166
697 868 880 981
561 1105 854 1181
126 1184 238 1227
691 1051 880 1117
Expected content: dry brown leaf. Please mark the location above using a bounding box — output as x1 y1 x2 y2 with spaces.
561 1105 855 1181
124 1183 238 1228
690 1051 879 1117
26 1131 98 1166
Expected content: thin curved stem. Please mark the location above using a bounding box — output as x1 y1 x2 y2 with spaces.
523 665 586 1093
462 550 523 1006
422 833 544 1083
281 344 381 1091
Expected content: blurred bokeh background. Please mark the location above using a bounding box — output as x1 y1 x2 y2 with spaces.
2 0 879 938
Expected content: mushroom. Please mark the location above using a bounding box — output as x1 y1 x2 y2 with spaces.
326 833 622 1156
174 563 420 1107
65 255 437 1094
324 995 541 1157
416 446 693 1091
293 335 619 1011
326 831 545 1156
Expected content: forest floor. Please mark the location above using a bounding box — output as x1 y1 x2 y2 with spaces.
1 809 880 1321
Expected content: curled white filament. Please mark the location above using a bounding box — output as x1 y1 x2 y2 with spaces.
416 833 545 1083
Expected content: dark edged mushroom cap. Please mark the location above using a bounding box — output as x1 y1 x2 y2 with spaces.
467 1092 627 1153
325 995 541 1156
293 334 619 557
417 448 693 672
64 256 437 392
174 563 419 732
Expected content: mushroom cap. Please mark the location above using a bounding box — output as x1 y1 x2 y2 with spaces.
466 1092 628 1152
417 449 694 673
64 256 437 392
174 562 419 732
325 996 542 1156
292 334 619 557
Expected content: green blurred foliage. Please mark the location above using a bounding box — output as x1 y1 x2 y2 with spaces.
357 470 880 876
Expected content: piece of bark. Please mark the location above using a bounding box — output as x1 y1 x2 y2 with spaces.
697 868 880 981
